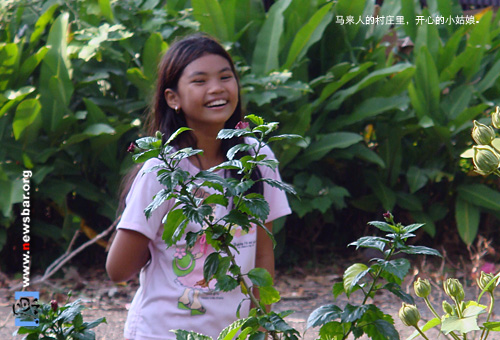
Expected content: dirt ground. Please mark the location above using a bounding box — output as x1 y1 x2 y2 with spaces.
0 261 497 340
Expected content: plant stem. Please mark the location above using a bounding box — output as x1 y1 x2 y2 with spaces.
222 244 280 340
342 245 396 340
480 292 495 340
414 325 432 340
423 298 461 340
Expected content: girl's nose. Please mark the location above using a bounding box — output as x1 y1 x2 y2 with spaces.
208 80 224 94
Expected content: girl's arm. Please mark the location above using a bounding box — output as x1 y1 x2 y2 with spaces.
253 221 275 311
106 229 151 282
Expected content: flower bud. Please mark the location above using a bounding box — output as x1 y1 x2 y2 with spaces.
414 278 431 298
127 142 137 153
442 301 454 315
473 145 500 176
235 121 250 130
399 303 421 327
155 131 163 140
492 106 500 129
444 278 465 302
472 120 495 145
477 271 496 294
382 211 393 223
50 299 58 312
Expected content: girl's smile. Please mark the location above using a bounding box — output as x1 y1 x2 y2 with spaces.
165 53 239 132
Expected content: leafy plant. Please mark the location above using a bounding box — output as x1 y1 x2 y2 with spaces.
400 272 500 340
130 115 301 340
306 212 441 339
14 293 106 340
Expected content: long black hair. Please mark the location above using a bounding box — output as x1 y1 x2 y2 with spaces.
119 33 262 212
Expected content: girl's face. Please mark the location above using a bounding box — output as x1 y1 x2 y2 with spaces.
165 53 239 133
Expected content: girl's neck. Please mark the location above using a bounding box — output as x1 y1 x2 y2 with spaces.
188 129 225 170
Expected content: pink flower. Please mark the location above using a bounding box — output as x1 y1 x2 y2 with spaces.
382 211 393 222
127 142 137 153
235 121 249 130
481 261 496 274
50 300 58 312
174 247 186 259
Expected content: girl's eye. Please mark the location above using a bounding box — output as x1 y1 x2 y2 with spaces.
192 79 205 84
221 74 233 80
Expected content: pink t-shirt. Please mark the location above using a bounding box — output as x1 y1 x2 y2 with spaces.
117 143 291 340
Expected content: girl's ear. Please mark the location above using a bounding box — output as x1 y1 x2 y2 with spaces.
164 89 180 110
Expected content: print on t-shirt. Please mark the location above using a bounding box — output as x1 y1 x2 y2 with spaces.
172 187 256 316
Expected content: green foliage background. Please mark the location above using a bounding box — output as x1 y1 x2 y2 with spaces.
2 0 500 272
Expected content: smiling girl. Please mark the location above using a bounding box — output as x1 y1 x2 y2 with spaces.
106 34 291 340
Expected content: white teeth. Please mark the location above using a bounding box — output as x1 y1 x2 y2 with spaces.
206 99 227 107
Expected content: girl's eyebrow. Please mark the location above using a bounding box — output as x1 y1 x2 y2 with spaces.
187 67 232 78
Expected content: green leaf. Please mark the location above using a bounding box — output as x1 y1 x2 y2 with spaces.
383 283 414 304
227 143 255 161
326 63 413 111
166 127 192 145
330 95 409 130
457 184 500 211
399 245 442 257
396 192 423 211
319 62 374 102
267 134 302 143
217 129 251 139
17 46 50 86
30 4 59 47
260 178 296 195
258 286 280 305
298 132 363 163
127 67 151 96
183 204 213 225
162 209 189 246
377 258 410 281
98 0 114 21
306 304 342 328
343 263 369 296
367 221 397 233
39 12 73 133
133 149 161 163
251 0 292 74
239 194 269 221
283 2 333 70
455 197 479 246
414 46 441 123
441 314 480 334
407 166 428 194
222 210 250 228
364 171 396 212
172 330 212 340
12 98 42 140
203 194 228 207
192 0 229 41
204 252 220 280
483 321 500 331
476 58 500 93
348 236 388 253
332 282 344 299
340 304 370 323
366 319 400 340
248 267 273 287
335 0 366 40
245 114 264 125
0 178 23 218
218 318 249 340
143 33 167 80
144 189 171 218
